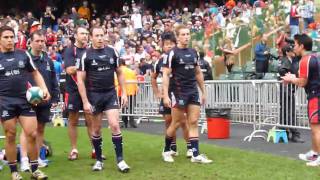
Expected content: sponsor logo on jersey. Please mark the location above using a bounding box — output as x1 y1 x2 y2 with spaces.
18 60 25 68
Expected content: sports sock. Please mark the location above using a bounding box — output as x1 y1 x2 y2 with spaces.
164 136 173 152
92 135 103 162
8 161 18 173
112 133 123 163
30 160 39 173
189 137 199 157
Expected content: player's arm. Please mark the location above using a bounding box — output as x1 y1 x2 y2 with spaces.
77 52 92 113
116 67 128 107
64 48 77 75
282 57 310 87
162 51 173 107
115 49 128 107
195 50 206 105
151 63 160 98
31 70 51 102
25 51 51 101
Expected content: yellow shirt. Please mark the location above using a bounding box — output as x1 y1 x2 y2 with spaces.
116 66 138 96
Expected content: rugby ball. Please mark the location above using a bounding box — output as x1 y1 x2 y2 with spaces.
26 86 44 105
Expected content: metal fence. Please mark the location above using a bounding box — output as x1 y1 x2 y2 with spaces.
120 80 309 141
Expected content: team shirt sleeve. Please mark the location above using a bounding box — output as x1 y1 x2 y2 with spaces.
25 51 37 72
298 56 311 79
78 51 87 71
163 50 174 68
113 48 120 69
64 47 76 68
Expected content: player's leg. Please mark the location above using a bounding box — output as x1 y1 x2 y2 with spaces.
179 115 192 157
2 117 21 178
67 111 80 160
162 107 184 162
187 104 212 164
105 91 130 173
19 115 48 179
35 106 51 167
19 131 30 172
91 112 104 171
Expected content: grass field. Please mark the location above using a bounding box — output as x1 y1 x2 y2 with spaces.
1 127 320 180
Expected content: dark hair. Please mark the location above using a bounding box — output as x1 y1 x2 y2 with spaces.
89 26 104 35
75 25 88 34
0 26 15 37
30 30 45 41
199 51 205 58
161 32 176 44
281 45 293 57
294 34 313 51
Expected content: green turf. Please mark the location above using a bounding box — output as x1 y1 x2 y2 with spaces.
1 127 320 180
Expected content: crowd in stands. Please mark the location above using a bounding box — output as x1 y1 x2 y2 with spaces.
0 0 319 80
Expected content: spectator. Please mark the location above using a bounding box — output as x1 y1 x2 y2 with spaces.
199 51 213 81
78 1 91 20
181 7 191 25
45 27 57 46
254 33 270 74
15 30 27 50
299 0 316 31
40 6 56 30
139 58 153 76
26 12 37 30
69 7 79 24
131 9 143 34
134 44 146 64
119 60 138 128
289 0 300 38
278 45 304 143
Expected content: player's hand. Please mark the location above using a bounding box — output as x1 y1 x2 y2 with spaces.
163 96 171 108
121 94 128 108
42 89 51 102
201 94 206 106
83 102 93 114
281 72 296 84
156 92 162 99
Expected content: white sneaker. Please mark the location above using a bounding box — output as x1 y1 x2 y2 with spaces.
162 151 174 163
170 150 179 157
117 160 130 173
306 157 320 167
299 150 318 162
186 149 193 158
38 158 48 168
20 159 30 172
92 161 104 171
191 154 213 164
11 172 23 180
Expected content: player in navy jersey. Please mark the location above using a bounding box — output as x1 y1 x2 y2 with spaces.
151 32 192 158
19 30 60 171
77 26 130 172
161 25 212 163
64 26 102 161
0 26 50 180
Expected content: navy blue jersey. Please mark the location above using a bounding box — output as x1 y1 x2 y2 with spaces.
79 47 119 92
0 50 37 97
154 54 174 91
64 45 86 93
163 47 199 93
28 52 60 105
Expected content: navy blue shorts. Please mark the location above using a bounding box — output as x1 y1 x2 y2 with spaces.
0 96 36 121
34 105 51 123
159 99 171 115
65 91 83 112
170 91 200 109
88 90 119 114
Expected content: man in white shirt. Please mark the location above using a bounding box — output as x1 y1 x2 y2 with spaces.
131 10 143 34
